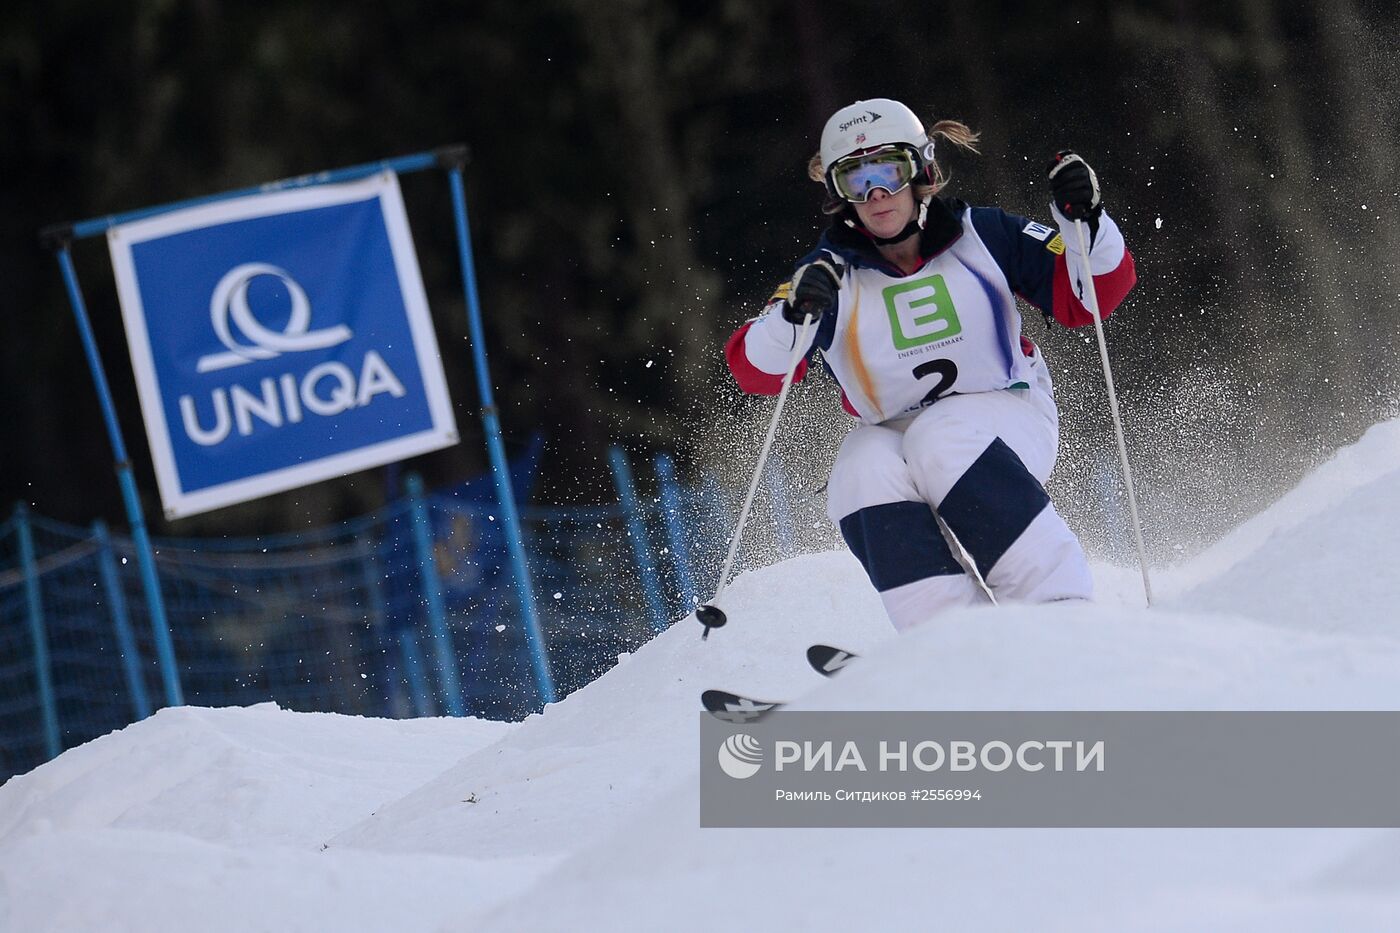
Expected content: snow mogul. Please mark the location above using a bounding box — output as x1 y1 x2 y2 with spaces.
723 98 1137 630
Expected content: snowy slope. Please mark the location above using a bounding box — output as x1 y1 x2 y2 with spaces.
0 707 531 931
472 601 1400 933
321 553 889 861
3 419 1400 932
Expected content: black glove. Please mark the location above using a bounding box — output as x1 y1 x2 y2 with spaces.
1047 150 1102 221
783 255 844 324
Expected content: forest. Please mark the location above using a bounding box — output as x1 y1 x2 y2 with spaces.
4 0 1397 554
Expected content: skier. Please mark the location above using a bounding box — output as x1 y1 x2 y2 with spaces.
724 98 1136 631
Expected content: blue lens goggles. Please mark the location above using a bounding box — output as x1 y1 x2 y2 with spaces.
829 146 919 202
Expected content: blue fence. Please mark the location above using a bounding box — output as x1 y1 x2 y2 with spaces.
0 449 753 785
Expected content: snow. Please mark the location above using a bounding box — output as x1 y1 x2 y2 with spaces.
4 420 1400 931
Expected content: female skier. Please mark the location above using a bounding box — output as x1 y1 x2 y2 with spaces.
724 98 1136 630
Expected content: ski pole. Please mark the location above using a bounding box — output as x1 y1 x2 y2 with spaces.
697 313 816 639
1072 219 1154 606
931 506 997 605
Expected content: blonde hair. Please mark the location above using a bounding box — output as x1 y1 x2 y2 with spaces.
808 116 981 215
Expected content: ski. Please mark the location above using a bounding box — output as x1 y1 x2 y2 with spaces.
806 644 859 677
701 689 786 723
703 645 860 721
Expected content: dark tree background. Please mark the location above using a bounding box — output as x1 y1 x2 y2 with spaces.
4 0 1398 552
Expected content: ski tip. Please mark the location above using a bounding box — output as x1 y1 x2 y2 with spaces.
806 644 859 677
701 689 783 724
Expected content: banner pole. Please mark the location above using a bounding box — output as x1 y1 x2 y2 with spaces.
653 453 698 614
442 157 556 707
93 520 153 722
52 243 184 708
53 150 442 242
405 472 467 717
607 446 670 634
15 504 61 760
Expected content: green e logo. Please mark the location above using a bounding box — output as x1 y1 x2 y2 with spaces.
884 276 961 350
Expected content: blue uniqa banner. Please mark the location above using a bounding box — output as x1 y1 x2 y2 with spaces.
107 172 458 519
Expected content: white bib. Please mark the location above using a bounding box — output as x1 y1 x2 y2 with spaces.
820 213 1035 423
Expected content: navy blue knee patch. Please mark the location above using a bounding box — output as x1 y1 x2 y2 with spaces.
839 501 962 592
938 437 1050 577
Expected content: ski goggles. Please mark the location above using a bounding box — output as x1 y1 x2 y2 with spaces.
828 146 920 202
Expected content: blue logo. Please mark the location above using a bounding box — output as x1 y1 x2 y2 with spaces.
110 174 457 517
197 262 352 373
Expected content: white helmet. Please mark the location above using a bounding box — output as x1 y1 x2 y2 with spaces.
819 98 934 174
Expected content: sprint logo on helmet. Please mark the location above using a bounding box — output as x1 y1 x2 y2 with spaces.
839 110 883 133
822 99 935 183
718 733 764 780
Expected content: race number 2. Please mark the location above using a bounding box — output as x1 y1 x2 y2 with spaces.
913 358 958 407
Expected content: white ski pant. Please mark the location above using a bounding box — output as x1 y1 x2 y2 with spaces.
826 361 1092 631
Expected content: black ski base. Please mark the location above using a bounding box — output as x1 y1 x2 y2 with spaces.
701 689 785 723
702 645 861 722
806 644 859 677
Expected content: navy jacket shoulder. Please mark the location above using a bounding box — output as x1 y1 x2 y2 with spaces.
967 206 1058 315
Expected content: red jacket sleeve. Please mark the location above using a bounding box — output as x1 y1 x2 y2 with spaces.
1051 248 1137 328
724 320 810 396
